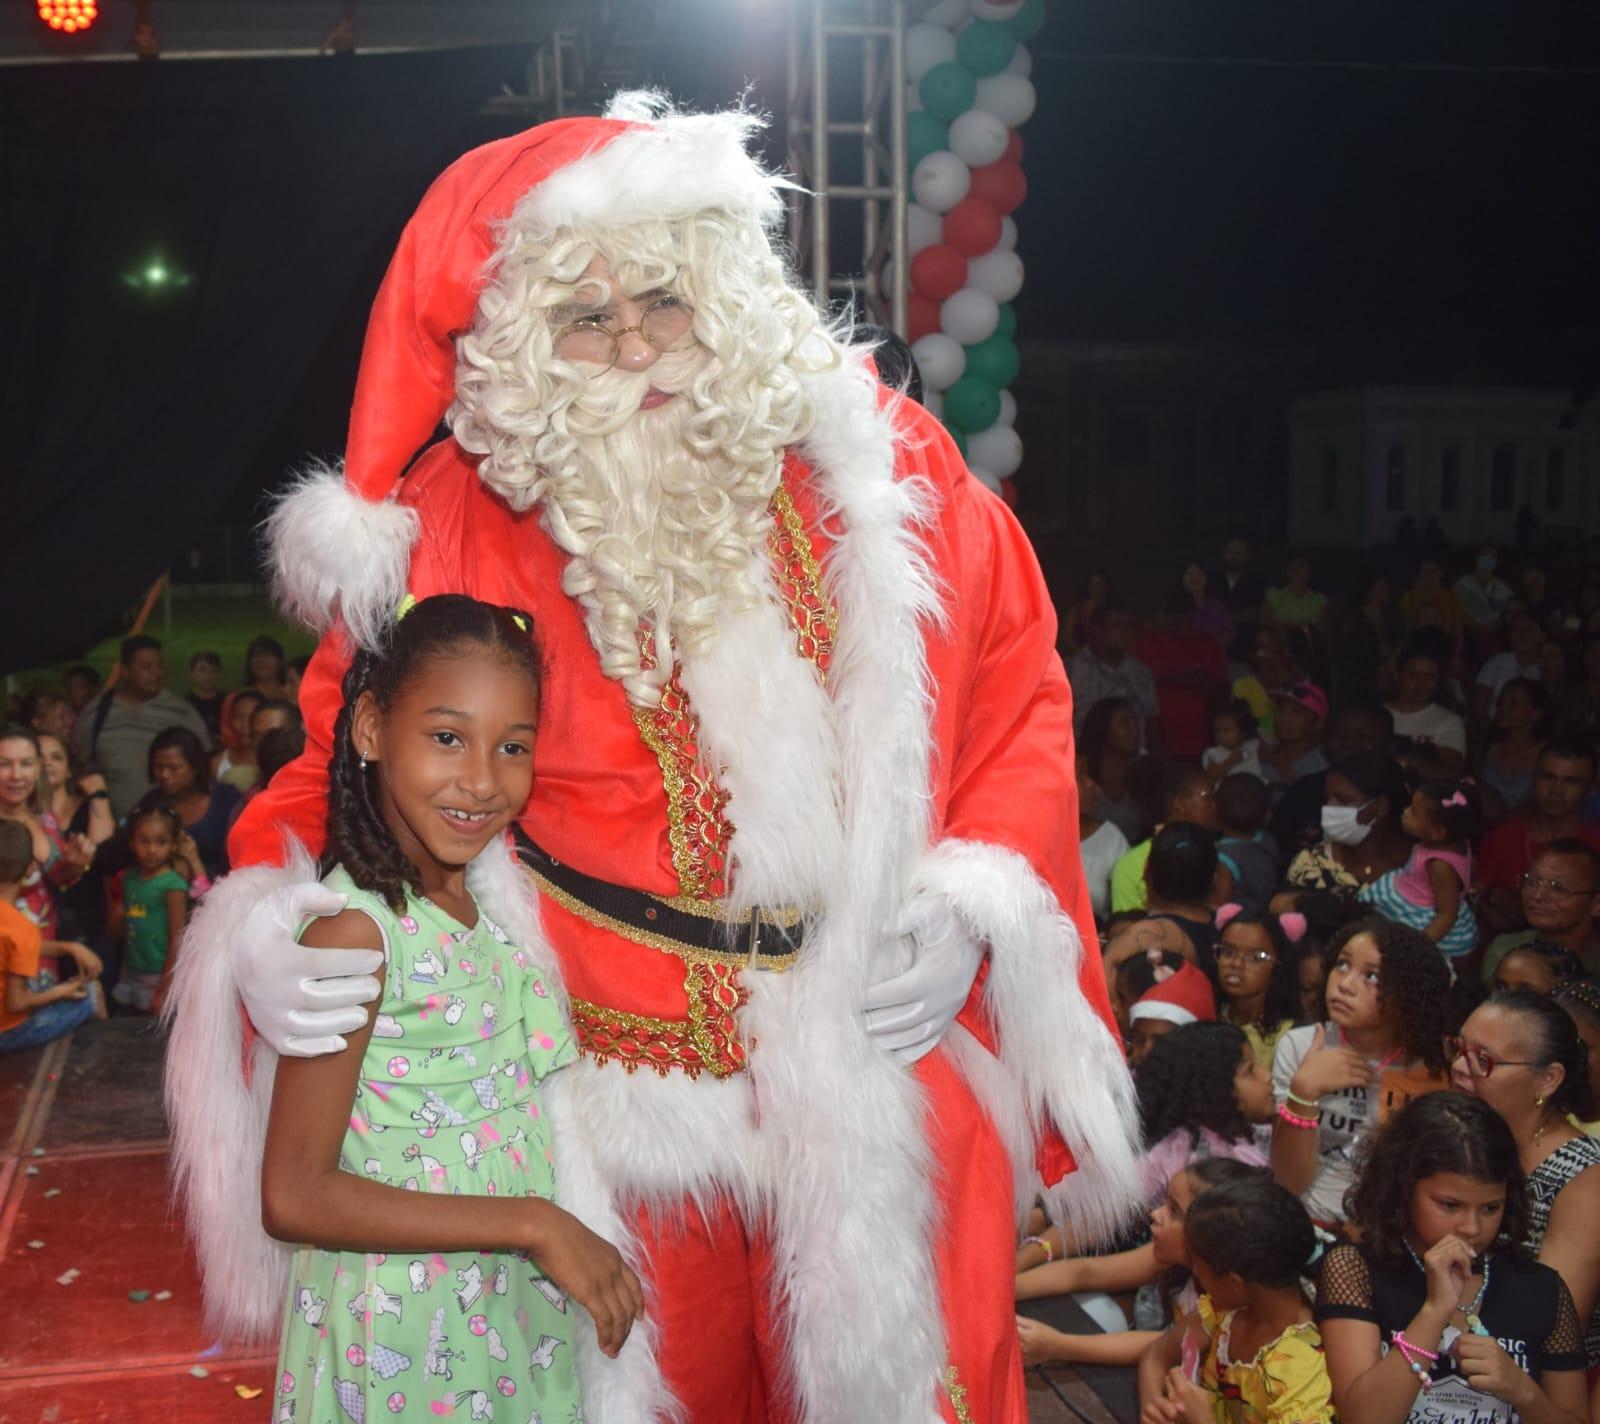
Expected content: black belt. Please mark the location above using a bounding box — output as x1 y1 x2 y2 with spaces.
512 830 805 968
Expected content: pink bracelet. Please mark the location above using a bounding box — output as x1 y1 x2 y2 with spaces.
1277 1101 1320 1130
1391 1330 1437 1390
1022 1234 1055 1263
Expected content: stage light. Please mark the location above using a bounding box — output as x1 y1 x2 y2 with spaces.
36 0 99 33
122 255 193 293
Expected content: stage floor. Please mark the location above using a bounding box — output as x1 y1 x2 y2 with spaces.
0 1018 1131 1424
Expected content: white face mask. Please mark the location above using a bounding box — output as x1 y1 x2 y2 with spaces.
1321 802 1374 846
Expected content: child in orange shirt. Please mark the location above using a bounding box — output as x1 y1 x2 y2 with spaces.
0 821 104 1052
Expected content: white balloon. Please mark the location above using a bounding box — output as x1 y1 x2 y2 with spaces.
938 287 1000 345
998 214 1018 250
969 0 1025 18
1004 43 1033 78
910 332 965 392
921 388 944 421
905 23 957 82
919 0 970 27
908 202 943 254
968 422 1024 479
996 388 1017 426
911 151 970 214
968 463 1004 494
947 108 1010 168
967 247 1024 301
975 72 1037 127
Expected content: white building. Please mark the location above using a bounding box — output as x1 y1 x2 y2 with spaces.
1288 387 1598 549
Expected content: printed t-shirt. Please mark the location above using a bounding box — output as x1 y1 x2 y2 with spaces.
121 869 189 975
1317 1243 1585 1423
0 900 44 1036
1387 701 1468 758
1273 1023 1446 1224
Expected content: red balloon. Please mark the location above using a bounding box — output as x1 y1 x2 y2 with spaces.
999 477 1018 509
909 243 968 302
968 159 1027 216
906 290 940 343
942 197 1003 257
1004 130 1024 166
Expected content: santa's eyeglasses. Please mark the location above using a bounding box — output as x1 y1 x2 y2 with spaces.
552 295 697 374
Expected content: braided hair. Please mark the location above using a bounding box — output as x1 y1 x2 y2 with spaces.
1184 1176 1316 1289
324 594 541 912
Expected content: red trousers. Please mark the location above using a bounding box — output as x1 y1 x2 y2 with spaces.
633 1047 1027 1423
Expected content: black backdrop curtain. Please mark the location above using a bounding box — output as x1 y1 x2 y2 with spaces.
0 47 526 674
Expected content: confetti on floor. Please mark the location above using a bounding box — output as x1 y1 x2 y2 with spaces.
56 1269 79 1286
128 1290 151 1303
188 1366 209 1379
154 1290 173 1301
26 1241 44 1250
235 1385 263 1399
42 1188 61 1198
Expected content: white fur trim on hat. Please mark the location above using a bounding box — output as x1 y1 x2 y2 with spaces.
514 91 798 238
265 461 419 651
1129 1001 1198 1026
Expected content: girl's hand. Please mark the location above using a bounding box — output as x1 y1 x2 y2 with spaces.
1289 1025 1373 1101
1162 1366 1213 1424
529 1206 646 1358
66 942 102 978
176 833 203 878
1016 1315 1063 1365
1421 1234 1474 1315
1453 1333 1531 1410
63 835 94 869
1139 1398 1184 1424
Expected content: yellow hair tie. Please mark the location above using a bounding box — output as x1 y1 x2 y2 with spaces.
395 593 418 622
511 613 529 634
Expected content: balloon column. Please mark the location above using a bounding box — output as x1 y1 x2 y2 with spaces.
904 0 1042 506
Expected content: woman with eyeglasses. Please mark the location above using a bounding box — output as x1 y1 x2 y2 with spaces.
1449 991 1600 1371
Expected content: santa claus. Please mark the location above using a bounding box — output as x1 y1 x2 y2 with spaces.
165 93 1137 1423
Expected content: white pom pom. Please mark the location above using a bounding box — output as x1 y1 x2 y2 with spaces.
1004 43 1033 78
967 247 1025 301
968 422 1024 479
911 151 971 214
998 215 1018 250
939 287 1000 345
975 72 1037 127
910 332 966 392
908 202 943 254
996 388 1017 426
906 22 958 81
968 463 1004 494
948 108 1010 167
969 0 1025 18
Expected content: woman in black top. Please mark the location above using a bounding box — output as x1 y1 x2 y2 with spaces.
1317 1093 1585 1424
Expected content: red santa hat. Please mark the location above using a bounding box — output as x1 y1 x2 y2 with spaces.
266 92 794 651
1129 961 1217 1027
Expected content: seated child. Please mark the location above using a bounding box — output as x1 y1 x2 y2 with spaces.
1017 1158 1268 1368
1203 699 1265 784
1318 1092 1588 1424
0 821 104 1052
106 804 192 1013
1138 1174 1335 1423
1128 962 1217 1067
1359 777 1480 961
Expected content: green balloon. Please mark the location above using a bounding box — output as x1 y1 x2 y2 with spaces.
995 302 1017 339
956 20 1017 78
1006 0 1046 41
944 420 968 458
919 61 978 122
907 111 950 170
965 332 1021 388
944 375 1001 433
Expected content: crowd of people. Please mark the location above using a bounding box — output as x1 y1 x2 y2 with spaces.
1031 535 1600 1422
0 634 307 1046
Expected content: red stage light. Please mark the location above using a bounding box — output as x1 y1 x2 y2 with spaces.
37 0 99 32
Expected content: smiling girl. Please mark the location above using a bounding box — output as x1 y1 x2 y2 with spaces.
1270 917 1451 1226
259 595 641 1423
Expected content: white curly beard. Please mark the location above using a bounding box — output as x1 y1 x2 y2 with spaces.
536 364 785 707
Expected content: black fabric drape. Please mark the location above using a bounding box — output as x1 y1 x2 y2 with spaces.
1 47 526 674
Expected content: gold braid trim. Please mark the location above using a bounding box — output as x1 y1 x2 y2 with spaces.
568 959 749 1080
943 1365 974 1424
768 485 839 674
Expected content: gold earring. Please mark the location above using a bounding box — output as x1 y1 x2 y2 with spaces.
1534 1095 1546 1109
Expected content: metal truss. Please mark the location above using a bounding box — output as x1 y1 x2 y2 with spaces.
786 0 909 335
481 0 662 121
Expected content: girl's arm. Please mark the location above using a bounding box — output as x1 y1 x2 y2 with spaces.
1321 1306 1454 1424
1016 1242 1158 1301
44 940 102 978
1136 1313 1193 1411
1422 857 1463 942
151 891 189 1015
260 909 645 1356
1016 1315 1160 1368
1536 1168 1600 1333
6 972 89 1016
78 776 115 847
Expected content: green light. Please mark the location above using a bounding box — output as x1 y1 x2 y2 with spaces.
145 263 168 285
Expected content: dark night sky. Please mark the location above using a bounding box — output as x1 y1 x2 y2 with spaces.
6 1 1600 669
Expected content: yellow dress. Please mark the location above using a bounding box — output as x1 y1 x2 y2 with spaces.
1195 1293 1337 1423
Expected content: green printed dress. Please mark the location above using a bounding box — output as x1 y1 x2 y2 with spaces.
274 867 583 1424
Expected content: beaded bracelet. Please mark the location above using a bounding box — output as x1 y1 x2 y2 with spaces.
1022 1234 1055 1263
1277 1101 1320 1130
1391 1330 1438 1391
1285 1091 1321 1114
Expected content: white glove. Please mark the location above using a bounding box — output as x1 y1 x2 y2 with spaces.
235 880 384 1057
862 894 984 1064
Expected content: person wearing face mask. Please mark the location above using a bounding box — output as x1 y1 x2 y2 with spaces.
1454 545 1515 644
1286 752 1412 898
